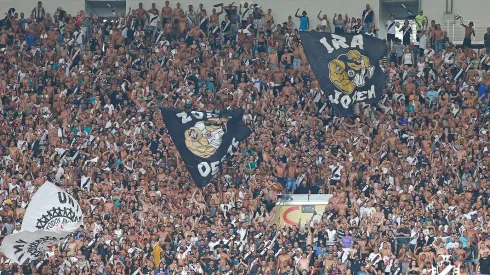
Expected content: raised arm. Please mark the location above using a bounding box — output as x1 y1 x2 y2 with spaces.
295 8 301 18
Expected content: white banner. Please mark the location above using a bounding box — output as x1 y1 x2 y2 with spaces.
21 181 83 232
0 229 72 264
438 265 454 275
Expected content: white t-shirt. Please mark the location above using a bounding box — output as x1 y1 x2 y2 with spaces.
383 256 393 272
360 206 376 217
148 13 159 27
403 53 413 65
73 31 83 44
386 20 397 35
446 241 459 250
425 48 435 59
326 229 337 243
419 35 428 50
328 164 343 181
369 253 382 264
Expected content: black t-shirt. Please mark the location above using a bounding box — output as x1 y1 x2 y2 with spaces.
401 26 412 37
297 231 308 242
295 183 311 194
484 33 490 46
382 206 393 219
205 263 217 275
390 52 397 62
350 259 362 275
480 256 490 274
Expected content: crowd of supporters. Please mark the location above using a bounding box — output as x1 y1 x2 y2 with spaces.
0 1 489 275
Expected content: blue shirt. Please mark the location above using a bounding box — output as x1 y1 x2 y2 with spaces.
299 16 308 31
83 126 92 134
406 105 415 113
478 84 489 102
399 116 409 126
26 34 35 48
427 90 440 101
459 236 469 247
206 81 214 92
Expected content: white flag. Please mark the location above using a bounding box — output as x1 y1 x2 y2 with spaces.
21 181 83 232
438 265 453 275
81 176 92 191
0 229 72 264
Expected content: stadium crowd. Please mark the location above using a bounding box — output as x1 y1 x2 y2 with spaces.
0 1 490 275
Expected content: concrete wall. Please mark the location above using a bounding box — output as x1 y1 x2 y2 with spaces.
0 0 84 17
126 0 379 29
422 0 490 25
421 0 490 43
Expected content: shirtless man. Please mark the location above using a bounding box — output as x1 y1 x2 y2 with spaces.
336 196 349 216
47 26 57 46
189 25 205 44
428 20 436 44
172 3 183 26
272 67 285 86
210 7 224 30
264 9 274 25
297 252 311 272
135 2 148 29
454 242 467 265
461 21 475 48
161 1 172 28
268 48 278 70
286 159 297 196
277 249 292 273
148 3 159 17
433 24 443 53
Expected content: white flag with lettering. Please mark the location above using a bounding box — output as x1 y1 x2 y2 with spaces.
21 181 83 232
0 229 72 264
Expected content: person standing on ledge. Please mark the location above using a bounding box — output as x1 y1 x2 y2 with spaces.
295 9 309 31
386 14 399 50
415 10 428 34
461 21 475 48
484 27 490 53
362 4 374 33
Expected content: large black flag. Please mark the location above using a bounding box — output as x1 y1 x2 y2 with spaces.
161 109 251 188
300 32 387 117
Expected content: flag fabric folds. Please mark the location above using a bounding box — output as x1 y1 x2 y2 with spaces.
161 109 251 188
300 32 387 117
0 228 72 265
1 182 83 264
21 181 83 232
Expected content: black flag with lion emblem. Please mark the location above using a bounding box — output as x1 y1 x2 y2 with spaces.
161 108 251 188
300 32 387 117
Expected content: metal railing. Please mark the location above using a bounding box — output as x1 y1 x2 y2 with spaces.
444 19 489 44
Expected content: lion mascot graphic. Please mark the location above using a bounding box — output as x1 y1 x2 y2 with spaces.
184 117 230 158
328 50 375 94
